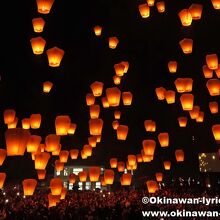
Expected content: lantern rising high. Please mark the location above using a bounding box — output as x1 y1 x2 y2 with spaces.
180 93 194 111
179 38 193 54
106 87 121 107
30 37 46 55
117 125 129 140
55 115 71 136
22 179 37 196
36 0 55 14
43 81 53 93
206 54 218 70
90 81 104 97
32 17 45 33
139 4 150 18
89 118 104 136
178 9 192 26
109 37 119 49
168 61 177 73
189 4 203 20
46 47 65 67
93 26 102 36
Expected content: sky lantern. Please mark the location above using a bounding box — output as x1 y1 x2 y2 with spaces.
0 173 6 189
50 178 63 195
142 140 156 156
90 104 100 119
32 17 45 33
95 135 102 143
139 4 150 18
81 150 88 159
106 87 121 107
142 150 153 162
79 171 87 182
4 109 16 124
189 106 200 119
70 149 79 159
101 97 109 108
178 117 187 127
117 162 125 172
136 154 143 163
45 134 60 152
68 123 77 135
110 158 117 168
109 37 119 49
22 118 30 129
55 160 64 172
59 150 69 163
112 120 119 130
174 78 185 93
212 124 220 141
37 169 46 180
51 144 61 156
211 0 220 9
156 1 165 13
60 188 67 200
202 65 213 78
83 145 92 157
88 136 97 148
114 111 121 119
35 152 50 169
5 128 30 156
206 54 218 70
100 177 106 186
165 90 175 104
147 0 155 6
93 25 102 36
69 173 76 184
43 81 53 93
22 179 37 196
184 78 193 92
206 79 220 96
86 93 95 106
27 135 42 153
155 87 166 100
30 114 41 129
46 47 65 67
114 63 125 76
127 155 136 166
168 61 177 73
158 133 169 147
146 180 159 193
104 169 114 185
0 149 6 166
196 111 204 123
89 118 103 135
164 161 171 170
155 172 163 182
90 81 104 97
30 37 46 55
178 9 192 26
122 92 133 106
113 75 121 85
215 65 220 78
189 4 203 20
180 93 194 111
179 38 193 54
121 173 132 186
89 167 101 182
175 149 184 162
121 61 129 73
48 194 60 208
55 115 71 136
8 117 18 129
36 0 55 14
144 120 156 132
209 101 218 114
117 125 129 140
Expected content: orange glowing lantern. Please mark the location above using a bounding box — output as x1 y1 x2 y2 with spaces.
206 79 220 96
83 145 92 157
209 101 218 114
189 106 200 119
59 150 69 163
168 61 177 73
109 37 119 49
155 172 163 182
94 26 102 36
89 118 103 135
68 123 77 135
158 133 169 147
70 149 79 159
60 188 67 200
139 4 150 18
27 135 42 153
104 169 114 185
22 118 30 129
106 87 121 107
101 97 109 108
147 0 155 6
35 152 50 169
112 120 119 130
95 135 102 143
156 1 165 13
81 150 87 159
43 81 53 93
69 174 76 184
32 17 45 33
30 37 46 55
142 140 156 156
50 178 63 195
136 154 143 163
55 160 64 172
114 63 125 77
180 93 194 111
121 61 129 73
113 75 121 85
86 93 95 106
4 109 16 124
90 104 100 119
202 65 213 78
88 136 97 148
114 111 121 119
178 117 187 127
36 0 55 14
212 124 220 141
144 120 156 132
175 149 184 162
30 114 41 129
22 179 37 196
189 4 203 20
45 134 60 152
0 149 6 166
48 194 60 208
117 162 125 172
179 38 193 54
90 81 104 97
78 171 87 182
55 115 71 136
110 158 117 168
0 173 6 189
37 169 46 180
127 155 136 166
8 117 18 129
121 173 132 186
196 111 204 123
164 161 171 170
206 54 218 70
165 90 175 104
5 128 30 156
178 9 192 26
146 180 159 193
211 0 220 9
46 47 65 67
122 92 133 106
51 144 61 156
89 167 101 182
117 125 129 140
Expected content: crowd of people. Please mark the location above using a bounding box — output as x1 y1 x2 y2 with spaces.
0 182 219 220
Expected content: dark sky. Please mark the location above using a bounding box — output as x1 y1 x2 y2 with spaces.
1 0 220 181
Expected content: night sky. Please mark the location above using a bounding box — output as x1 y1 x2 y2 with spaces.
0 0 220 181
